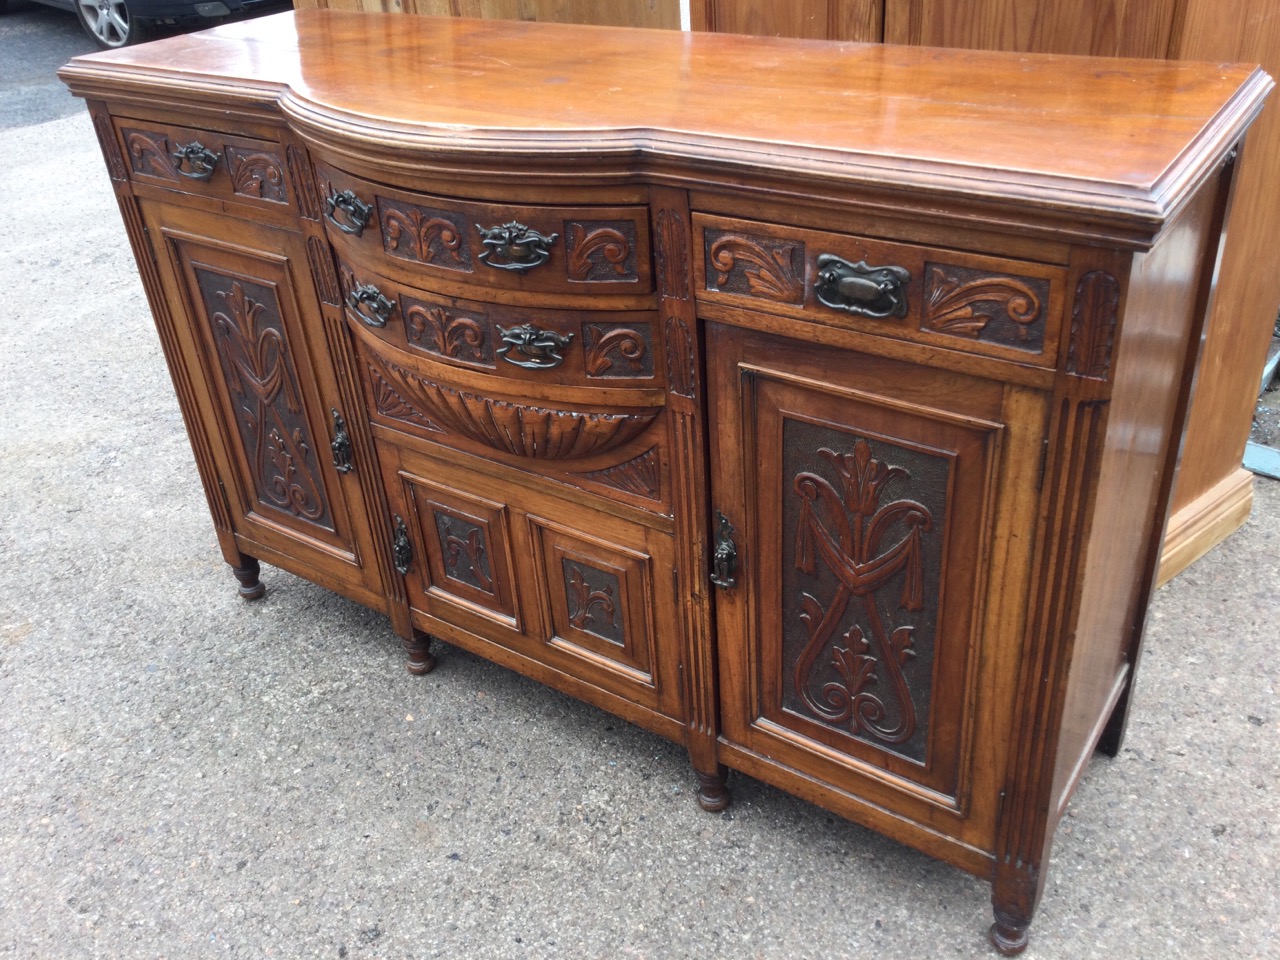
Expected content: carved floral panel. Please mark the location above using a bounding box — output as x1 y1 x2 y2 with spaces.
704 229 804 304
402 296 493 366
225 146 287 203
780 418 947 763
195 268 333 530
583 322 653 378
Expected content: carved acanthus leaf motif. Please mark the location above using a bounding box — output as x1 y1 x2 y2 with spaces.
124 129 176 180
584 324 650 378
564 562 622 644
1068 270 1120 379
227 148 286 202
566 222 632 281
793 440 934 746
923 266 1043 342
404 303 489 364
436 514 494 593
364 352 658 460
383 203 467 267
707 233 803 303
572 447 661 501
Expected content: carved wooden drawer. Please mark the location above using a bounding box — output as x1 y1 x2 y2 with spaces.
113 118 294 210
315 161 653 305
692 213 1067 367
380 443 685 737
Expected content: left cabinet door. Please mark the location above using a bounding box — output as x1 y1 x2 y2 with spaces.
137 199 387 610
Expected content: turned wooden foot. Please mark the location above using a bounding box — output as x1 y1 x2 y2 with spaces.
401 629 437 675
988 907 1030 956
230 556 265 600
695 766 730 812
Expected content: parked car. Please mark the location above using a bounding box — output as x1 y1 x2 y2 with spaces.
2 0 288 49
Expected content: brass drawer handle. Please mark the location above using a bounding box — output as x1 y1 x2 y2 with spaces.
477 220 558 272
346 281 396 327
325 188 373 236
170 141 221 181
496 322 574 370
814 254 911 319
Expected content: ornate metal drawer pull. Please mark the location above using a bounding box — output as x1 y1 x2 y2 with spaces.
346 282 396 327
170 141 221 181
814 254 912 319
330 408 353 473
477 220 558 272
392 516 413 575
709 511 738 590
496 322 574 369
325 188 373 236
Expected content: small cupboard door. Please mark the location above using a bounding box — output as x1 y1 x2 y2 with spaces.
141 200 384 607
708 322 1043 842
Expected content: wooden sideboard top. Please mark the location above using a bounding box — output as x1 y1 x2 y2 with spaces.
61 10 1270 241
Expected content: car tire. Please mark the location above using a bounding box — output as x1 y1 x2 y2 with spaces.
75 0 150 48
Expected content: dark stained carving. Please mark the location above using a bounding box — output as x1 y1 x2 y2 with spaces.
566 221 637 282
286 145 321 220
403 298 491 365
572 447 661 501
654 208 690 299
705 230 804 304
564 561 623 645
366 361 444 433
123 128 177 180
93 115 127 181
363 352 658 459
226 146 287 202
380 198 471 271
664 315 697 398
306 237 341 306
584 322 653 378
783 423 947 762
196 269 332 529
923 264 1047 351
436 512 495 593
1067 270 1120 378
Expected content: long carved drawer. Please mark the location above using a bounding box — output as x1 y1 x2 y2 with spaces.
381 443 685 730
692 213 1067 368
315 162 653 305
112 118 294 210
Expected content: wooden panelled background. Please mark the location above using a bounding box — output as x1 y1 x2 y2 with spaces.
286 0 1280 582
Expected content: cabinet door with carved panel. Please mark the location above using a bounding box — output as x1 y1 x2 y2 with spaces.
139 200 386 609
708 322 1046 853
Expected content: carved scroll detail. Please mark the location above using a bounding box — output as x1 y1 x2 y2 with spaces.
572 447 661 501
436 514 494 593
364 353 658 460
367 362 444 432
791 439 937 751
584 323 652 378
566 222 636 282
706 231 804 304
1067 271 1120 379
564 562 623 645
226 147 287 202
923 264 1046 350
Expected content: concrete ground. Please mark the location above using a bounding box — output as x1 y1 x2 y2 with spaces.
1 12 1278 959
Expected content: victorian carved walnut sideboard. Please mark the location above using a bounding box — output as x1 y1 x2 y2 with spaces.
60 13 1270 952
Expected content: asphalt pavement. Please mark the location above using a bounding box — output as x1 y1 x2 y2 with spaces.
1 12 1278 959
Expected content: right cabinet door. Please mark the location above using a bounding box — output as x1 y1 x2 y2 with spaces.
708 321 1045 845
